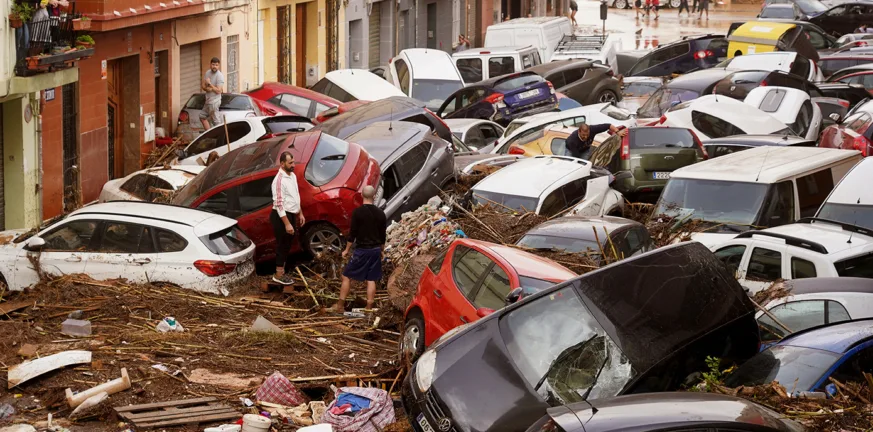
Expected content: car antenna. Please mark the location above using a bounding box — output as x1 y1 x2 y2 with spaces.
754 147 772 182
389 107 393 131
848 197 861 244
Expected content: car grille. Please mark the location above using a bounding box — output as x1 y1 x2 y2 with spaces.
424 391 457 432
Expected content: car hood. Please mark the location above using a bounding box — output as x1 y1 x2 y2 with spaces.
689 231 738 249
0 229 31 249
460 155 525 174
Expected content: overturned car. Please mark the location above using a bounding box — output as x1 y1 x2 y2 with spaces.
401 242 761 432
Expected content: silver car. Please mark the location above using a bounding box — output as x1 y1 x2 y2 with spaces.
176 93 263 141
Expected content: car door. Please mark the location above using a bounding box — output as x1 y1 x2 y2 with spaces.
151 228 193 284
384 141 434 218
742 244 788 293
430 244 494 337
87 221 158 283
220 176 276 260
31 219 100 278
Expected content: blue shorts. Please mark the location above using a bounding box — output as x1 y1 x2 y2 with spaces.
342 247 383 282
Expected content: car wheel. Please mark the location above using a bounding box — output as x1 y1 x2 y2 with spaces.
402 314 426 363
615 0 628 8
302 223 344 256
597 90 618 104
669 0 680 7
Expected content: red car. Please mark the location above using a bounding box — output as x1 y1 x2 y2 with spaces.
401 239 576 360
832 70 873 95
820 109 873 156
172 131 380 262
315 100 371 124
246 82 341 119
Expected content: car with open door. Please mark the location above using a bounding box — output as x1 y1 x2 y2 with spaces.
444 118 505 153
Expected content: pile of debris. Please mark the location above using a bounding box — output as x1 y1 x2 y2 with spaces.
384 198 461 265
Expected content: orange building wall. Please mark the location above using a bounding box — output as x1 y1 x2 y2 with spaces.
41 88 65 220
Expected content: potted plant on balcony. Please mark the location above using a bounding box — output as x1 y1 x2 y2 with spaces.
9 2 34 29
72 16 90 30
75 35 95 49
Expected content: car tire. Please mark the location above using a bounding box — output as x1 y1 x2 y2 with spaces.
402 313 426 363
596 90 619 104
302 223 344 257
615 0 628 8
669 0 680 7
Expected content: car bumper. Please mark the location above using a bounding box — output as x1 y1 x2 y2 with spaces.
401 369 459 432
495 97 559 123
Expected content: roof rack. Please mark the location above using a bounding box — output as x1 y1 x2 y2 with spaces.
554 34 607 55
797 217 873 238
734 230 829 254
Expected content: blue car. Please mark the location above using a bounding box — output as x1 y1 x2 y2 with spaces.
724 319 873 397
436 71 558 126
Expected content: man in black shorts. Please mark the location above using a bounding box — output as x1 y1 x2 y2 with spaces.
333 186 387 312
565 122 628 159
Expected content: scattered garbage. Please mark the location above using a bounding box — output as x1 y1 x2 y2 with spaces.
384 198 461 265
155 316 184 333
8 350 92 389
321 387 395 432
241 413 271 432
0 425 36 432
65 368 131 408
61 318 92 337
69 391 108 418
115 397 239 428
256 372 309 407
251 315 283 333
0 403 14 420
67 310 84 320
16 344 39 358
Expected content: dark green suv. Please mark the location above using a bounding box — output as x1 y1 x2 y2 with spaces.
589 127 706 202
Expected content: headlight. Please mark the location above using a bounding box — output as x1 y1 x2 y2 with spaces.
415 349 437 393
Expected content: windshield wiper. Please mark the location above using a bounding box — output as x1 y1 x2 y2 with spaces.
578 355 609 401
534 334 598 392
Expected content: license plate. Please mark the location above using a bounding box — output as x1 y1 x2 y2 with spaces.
653 172 670 179
518 89 540 100
417 414 436 432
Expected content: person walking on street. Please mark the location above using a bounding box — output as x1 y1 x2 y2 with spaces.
270 152 305 285
635 0 642 18
569 0 578 26
698 0 709 19
200 57 225 130
333 186 387 312
678 0 690 16
691 0 698 13
565 123 628 160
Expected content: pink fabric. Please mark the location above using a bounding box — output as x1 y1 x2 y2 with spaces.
255 371 309 406
321 387 395 432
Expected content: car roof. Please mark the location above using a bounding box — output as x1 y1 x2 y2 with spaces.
324 69 406 99
702 134 814 146
778 318 873 353
760 219 873 256
670 146 861 183
460 239 576 281
726 52 798 71
524 216 640 242
666 68 732 90
346 121 429 163
527 59 595 75
669 95 788 134
312 96 426 139
487 16 568 28
69 202 236 236
452 46 535 56
250 82 339 105
473 156 589 198
826 157 873 204
444 118 489 132
781 277 873 296
398 49 461 80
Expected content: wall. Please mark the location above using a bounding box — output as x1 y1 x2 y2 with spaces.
2 96 41 229
305 0 318 84
344 0 395 70
41 88 64 220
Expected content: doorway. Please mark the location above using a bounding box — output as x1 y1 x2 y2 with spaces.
349 19 363 69
278 5 293 84
106 55 141 179
295 3 306 87
62 83 79 212
427 2 436 49
155 50 170 135
106 60 123 180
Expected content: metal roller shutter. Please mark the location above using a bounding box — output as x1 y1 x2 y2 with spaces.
179 43 202 105
368 2 381 69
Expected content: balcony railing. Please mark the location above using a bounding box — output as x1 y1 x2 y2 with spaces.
14 2 94 77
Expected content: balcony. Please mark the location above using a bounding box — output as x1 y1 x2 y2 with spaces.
12 3 94 78
72 0 246 32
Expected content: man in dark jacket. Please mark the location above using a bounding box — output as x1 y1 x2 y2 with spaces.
333 185 387 312
565 122 628 159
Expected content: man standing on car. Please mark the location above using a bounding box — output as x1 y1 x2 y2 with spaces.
333 185 387 313
201 57 225 130
271 151 305 285
565 123 628 159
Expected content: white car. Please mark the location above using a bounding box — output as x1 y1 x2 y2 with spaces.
817 157 873 229
470 155 625 217
744 86 823 141
387 49 466 111
710 219 873 293
177 116 313 166
99 165 206 203
0 202 255 294
444 119 505 153
492 103 636 154
310 69 406 102
719 52 825 82
659 95 793 140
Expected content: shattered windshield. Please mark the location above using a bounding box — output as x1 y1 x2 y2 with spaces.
500 286 634 406
412 79 464 111
653 179 770 232
637 88 700 119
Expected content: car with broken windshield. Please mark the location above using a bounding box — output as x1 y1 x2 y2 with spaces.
401 242 761 432
516 216 654 263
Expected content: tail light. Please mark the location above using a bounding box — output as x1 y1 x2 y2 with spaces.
852 135 872 156
258 133 282 141
620 135 630 160
658 115 667 124
689 129 708 159
508 146 525 155
423 107 452 134
194 260 237 277
693 50 714 60
546 81 555 94
178 111 189 124
485 93 505 104
857 41 868 47
760 80 768 87
838 99 850 108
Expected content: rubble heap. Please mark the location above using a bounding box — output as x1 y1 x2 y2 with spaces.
384 198 461 265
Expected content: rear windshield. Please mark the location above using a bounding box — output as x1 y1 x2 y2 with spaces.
305 134 350 187
817 203 873 231
185 94 254 111
495 73 545 92
629 128 695 149
760 5 796 18
412 79 464 110
835 251 873 278
724 345 839 391
713 71 769 100
200 225 252 255
638 88 701 118
472 190 539 213
517 234 602 255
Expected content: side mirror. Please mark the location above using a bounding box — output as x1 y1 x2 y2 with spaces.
612 171 634 183
25 236 45 251
476 307 495 318
505 287 524 305
829 112 842 122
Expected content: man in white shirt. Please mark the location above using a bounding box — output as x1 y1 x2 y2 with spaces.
270 151 305 285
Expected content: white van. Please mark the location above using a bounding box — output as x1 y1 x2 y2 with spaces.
452 46 543 83
484 17 573 63
310 69 405 102
652 146 863 248
816 157 873 229
387 48 465 111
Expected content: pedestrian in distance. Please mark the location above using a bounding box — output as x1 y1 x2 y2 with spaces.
270 151 305 285
454 34 471 53
200 57 225 130
565 122 628 160
698 0 709 19
692 0 698 13
651 0 660 20
635 0 642 19
333 186 388 313
678 0 690 16
569 0 578 26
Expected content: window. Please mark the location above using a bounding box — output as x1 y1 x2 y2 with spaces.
457 58 483 83
326 85 354 102
305 134 349 187
846 113 873 134
452 246 493 296
395 59 411 94
767 73 804 91
488 57 515 78
226 35 239 93
820 59 852 78
828 301 851 323
713 71 769 99
796 169 834 218
758 89 786 113
550 138 569 156
835 252 873 278
791 257 817 279
98 222 148 254
746 247 783 281
480 125 501 144
237 177 274 213
560 178 588 207
396 142 431 183
629 42 690 74
760 181 795 227
186 128 226 156
788 100 814 138
120 174 174 201
43 220 98 251
275 94 313 116
563 67 585 85
156 229 188 253
539 189 568 217
427 249 448 275
532 51 542 65
440 95 459 115
522 54 533 69
714 245 746 276
473 265 511 310
310 79 330 95
199 226 252 255
759 301 825 339
545 72 566 89
220 94 255 111
790 58 811 79
197 190 231 216
459 89 487 107
465 126 485 149
690 111 746 138
315 103 329 114
263 118 312 134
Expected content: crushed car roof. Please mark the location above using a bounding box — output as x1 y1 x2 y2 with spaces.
472 156 589 198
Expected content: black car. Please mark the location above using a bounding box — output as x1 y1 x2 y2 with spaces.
437 71 558 126
764 0 829 19
818 54 873 79
636 68 733 119
703 134 816 158
759 3 805 19
728 20 837 51
626 35 729 77
712 70 823 100
515 216 654 263
402 242 761 432
525 60 623 105
809 2 873 37
312 96 452 142
525 393 805 432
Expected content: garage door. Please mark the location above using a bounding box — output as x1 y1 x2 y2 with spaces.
179 43 202 106
368 1 381 69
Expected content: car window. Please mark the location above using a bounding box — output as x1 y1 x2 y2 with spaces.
790 257 817 279
396 142 432 183
808 30 830 50
789 100 814 137
546 72 566 88
473 265 512 310
465 126 485 149
691 110 746 138
705 144 750 158
522 54 534 69
226 121 252 143
315 103 329 114
532 51 542 66
186 127 226 156
459 89 488 107
563 67 585 85
427 249 448 275
790 59 811 79
758 300 825 339
42 220 98 251
220 95 255 111
236 177 273 214
197 189 233 216
263 118 313 134
156 229 188 253
97 222 150 254
760 180 796 227
120 174 173 201
796 169 834 218
758 89 787 113
828 301 851 323
560 178 588 207
440 94 460 115
326 84 354 103
395 59 411 94
714 245 746 276
550 137 569 156
820 59 853 78
835 252 873 278
846 112 873 133
539 189 567 217
481 125 501 144
305 133 350 187
199 225 252 255
714 71 769 99
277 94 313 115
767 73 804 90
494 73 544 92
630 127 696 150
452 245 493 297
746 247 783 281
489 57 516 78
457 58 483 83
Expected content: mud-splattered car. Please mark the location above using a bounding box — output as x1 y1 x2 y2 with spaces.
0 202 255 295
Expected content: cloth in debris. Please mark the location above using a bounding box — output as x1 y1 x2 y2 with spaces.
321 387 394 432
342 247 382 282
335 393 371 413
329 404 353 415
256 371 309 407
